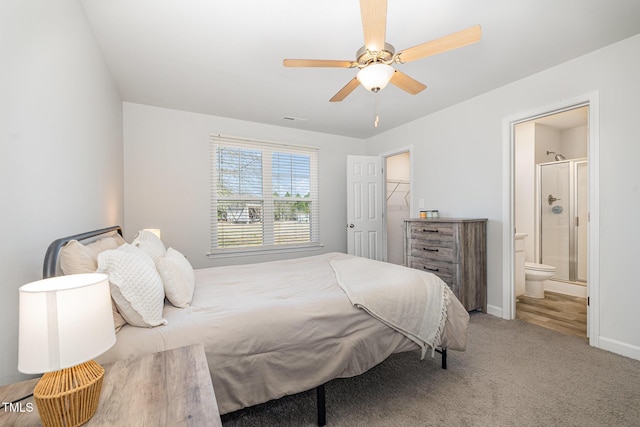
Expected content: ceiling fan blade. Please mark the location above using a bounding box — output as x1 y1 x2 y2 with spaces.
390 71 427 95
360 0 387 51
330 78 360 102
283 59 356 68
398 25 482 63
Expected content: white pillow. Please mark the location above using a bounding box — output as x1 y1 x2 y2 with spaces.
59 233 127 332
131 230 166 263
157 248 195 308
97 244 168 328
60 232 125 275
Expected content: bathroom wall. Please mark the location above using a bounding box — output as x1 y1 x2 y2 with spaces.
535 124 561 164
561 125 588 159
514 122 536 260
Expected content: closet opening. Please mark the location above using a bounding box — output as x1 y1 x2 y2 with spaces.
383 150 411 265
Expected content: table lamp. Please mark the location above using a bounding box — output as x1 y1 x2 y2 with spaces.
143 228 161 239
18 273 116 427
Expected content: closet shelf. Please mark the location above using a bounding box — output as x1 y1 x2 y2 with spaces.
387 179 410 206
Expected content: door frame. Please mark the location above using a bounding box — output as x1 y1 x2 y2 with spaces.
378 145 414 262
501 91 600 347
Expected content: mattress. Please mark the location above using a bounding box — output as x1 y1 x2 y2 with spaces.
96 252 469 414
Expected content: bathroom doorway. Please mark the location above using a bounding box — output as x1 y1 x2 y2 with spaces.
513 105 589 338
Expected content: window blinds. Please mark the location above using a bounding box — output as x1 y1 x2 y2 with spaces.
210 135 320 253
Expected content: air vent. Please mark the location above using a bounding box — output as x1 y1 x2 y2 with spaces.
281 116 307 122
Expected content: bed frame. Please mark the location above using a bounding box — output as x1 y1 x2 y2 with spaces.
42 225 123 279
42 226 448 426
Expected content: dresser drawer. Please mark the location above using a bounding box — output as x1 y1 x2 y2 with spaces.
405 218 487 312
408 257 456 285
409 242 456 263
409 222 456 246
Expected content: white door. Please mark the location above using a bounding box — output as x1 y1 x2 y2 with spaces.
347 155 384 260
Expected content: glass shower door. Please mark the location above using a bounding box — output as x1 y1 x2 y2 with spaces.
539 160 588 283
539 161 571 281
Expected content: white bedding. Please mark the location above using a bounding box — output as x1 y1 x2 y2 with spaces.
96 252 469 414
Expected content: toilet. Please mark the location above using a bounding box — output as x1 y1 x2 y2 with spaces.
524 262 556 298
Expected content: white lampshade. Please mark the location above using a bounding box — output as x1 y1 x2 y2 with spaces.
356 63 395 92
18 273 116 374
143 228 161 239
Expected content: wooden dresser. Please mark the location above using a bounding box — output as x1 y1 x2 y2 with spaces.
404 218 487 312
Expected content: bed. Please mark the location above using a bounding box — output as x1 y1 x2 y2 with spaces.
43 226 470 425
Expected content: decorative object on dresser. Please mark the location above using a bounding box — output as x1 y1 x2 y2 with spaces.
404 218 487 312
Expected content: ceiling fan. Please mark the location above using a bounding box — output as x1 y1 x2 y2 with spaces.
283 0 481 102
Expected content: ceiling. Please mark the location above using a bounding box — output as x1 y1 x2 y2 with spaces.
533 106 588 131
80 0 640 139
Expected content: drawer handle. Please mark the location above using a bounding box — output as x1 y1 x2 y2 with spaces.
422 248 439 252
423 266 439 272
421 229 438 233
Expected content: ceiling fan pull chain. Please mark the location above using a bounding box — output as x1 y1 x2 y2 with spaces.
374 92 380 128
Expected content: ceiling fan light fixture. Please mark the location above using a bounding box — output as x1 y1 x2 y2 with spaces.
357 63 394 93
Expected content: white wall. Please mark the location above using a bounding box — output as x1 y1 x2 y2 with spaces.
0 0 124 385
123 102 364 268
364 34 640 359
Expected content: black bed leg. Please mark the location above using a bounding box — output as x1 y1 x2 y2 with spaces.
316 384 326 426
435 348 447 369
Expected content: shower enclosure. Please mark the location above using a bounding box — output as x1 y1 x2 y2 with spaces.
537 159 588 283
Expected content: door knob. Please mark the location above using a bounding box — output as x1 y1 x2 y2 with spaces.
548 194 561 205
348 224 355 228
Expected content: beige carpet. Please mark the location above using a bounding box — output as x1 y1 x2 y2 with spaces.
221 312 640 426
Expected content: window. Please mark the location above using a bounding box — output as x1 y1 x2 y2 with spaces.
210 136 320 255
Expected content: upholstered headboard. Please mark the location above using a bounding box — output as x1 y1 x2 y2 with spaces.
42 226 123 279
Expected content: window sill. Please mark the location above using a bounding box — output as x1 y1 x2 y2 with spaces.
207 243 324 259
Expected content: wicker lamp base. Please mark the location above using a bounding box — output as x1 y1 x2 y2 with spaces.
33 360 105 427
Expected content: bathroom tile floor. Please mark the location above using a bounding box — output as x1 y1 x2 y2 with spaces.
516 291 587 339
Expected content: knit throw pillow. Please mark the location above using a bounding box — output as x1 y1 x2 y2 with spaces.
98 243 167 328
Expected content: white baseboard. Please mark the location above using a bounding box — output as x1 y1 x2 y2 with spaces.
486 304 503 318
598 336 640 362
